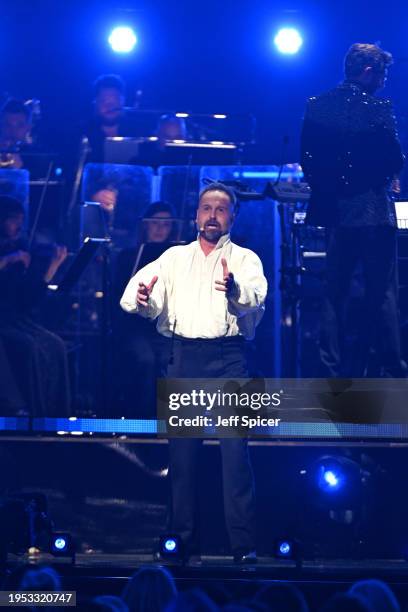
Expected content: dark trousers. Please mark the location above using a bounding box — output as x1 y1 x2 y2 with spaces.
320 226 404 378
166 336 256 555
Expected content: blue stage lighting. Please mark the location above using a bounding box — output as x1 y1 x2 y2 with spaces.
50 532 74 557
318 464 343 493
108 26 137 53
274 538 298 560
164 538 177 553
323 470 339 488
304 455 363 511
274 28 303 55
54 537 67 551
279 541 292 556
158 534 183 559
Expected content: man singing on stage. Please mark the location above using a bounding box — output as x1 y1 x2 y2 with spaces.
301 43 406 378
120 183 267 563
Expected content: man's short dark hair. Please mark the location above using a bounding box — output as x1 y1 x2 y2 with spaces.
1 98 31 119
199 183 238 209
344 43 393 79
93 74 125 97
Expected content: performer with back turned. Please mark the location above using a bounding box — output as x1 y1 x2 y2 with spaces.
120 183 267 563
301 43 406 378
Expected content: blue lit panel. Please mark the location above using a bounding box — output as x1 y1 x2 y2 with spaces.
0 417 29 431
233 170 303 180
258 422 408 439
81 163 154 248
32 418 165 434
27 418 408 440
158 165 202 224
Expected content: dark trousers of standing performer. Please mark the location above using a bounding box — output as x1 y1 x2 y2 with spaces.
320 226 405 378
166 335 256 557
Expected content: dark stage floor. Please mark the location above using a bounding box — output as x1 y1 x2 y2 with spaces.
3 436 408 609
2 436 408 559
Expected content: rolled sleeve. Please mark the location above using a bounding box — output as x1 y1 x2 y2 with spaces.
227 252 267 318
120 260 165 319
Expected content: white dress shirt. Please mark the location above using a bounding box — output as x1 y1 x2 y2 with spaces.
120 234 267 340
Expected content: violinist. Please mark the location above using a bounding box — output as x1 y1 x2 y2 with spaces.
0 196 71 416
0 98 35 171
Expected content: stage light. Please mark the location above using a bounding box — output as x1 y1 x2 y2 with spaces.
302 455 363 510
158 534 183 559
274 538 299 561
317 463 345 493
164 538 177 552
108 26 137 53
50 533 75 558
54 537 66 551
278 540 292 556
274 28 303 55
322 469 340 489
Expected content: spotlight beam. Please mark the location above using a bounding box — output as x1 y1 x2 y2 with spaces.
274 28 303 55
108 26 137 54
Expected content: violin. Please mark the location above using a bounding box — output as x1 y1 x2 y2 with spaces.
0 235 68 282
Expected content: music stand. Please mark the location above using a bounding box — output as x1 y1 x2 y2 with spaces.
62 203 112 416
104 137 144 164
55 237 108 293
130 239 186 277
80 201 109 242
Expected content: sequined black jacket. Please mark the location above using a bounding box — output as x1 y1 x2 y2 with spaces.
300 81 404 227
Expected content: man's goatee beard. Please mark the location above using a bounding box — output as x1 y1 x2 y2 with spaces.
200 228 226 243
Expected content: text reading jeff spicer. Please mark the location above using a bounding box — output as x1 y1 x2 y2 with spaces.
167 389 282 429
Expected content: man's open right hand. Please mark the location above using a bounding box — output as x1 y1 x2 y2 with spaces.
137 276 158 307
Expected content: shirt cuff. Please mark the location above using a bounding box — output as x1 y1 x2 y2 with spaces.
227 282 258 317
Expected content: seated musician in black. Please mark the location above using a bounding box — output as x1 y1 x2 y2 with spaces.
0 98 50 179
0 99 32 171
0 196 70 416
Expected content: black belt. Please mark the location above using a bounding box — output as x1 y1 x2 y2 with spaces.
172 334 245 344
